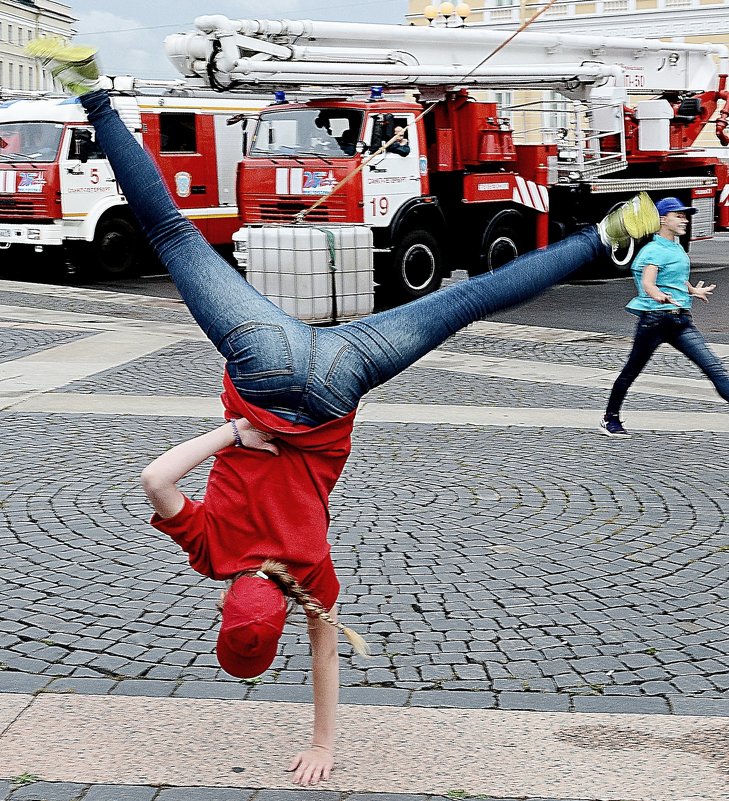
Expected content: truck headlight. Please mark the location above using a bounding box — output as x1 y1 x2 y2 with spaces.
27 229 41 240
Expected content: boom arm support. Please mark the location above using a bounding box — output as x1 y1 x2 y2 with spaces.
165 16 728 100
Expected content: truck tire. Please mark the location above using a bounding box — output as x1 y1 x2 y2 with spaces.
387 230 443 304
92 217 140 278
478 210 524 273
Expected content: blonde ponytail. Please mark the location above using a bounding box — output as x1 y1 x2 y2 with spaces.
258 559 371 657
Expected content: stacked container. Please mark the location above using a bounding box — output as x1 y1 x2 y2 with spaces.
244 224 374 324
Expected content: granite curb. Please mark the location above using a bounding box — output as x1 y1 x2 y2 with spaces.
0 781 599 801
2 673 729 716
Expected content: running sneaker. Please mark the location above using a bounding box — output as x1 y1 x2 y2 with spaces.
599 416 631 438
597 192 660 250
26 37 101 96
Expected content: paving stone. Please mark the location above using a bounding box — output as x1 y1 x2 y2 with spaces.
347 795 430 801
669 696 729 716
410 690 496 709
246 684 313 703
670 675 716 693
7 782 86 800
498 692 570 712
573 696 671 714
83 786 158 801
0 672 50 694
339 687 409 705
110 680 178 697
174 682 249 700
156 789 255 800
46 678 117 695
255 792 340 801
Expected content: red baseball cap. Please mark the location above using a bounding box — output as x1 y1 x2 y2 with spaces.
216 574 287 678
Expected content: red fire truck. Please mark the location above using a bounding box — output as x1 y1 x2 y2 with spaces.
166 17 729 304
0 81 267 278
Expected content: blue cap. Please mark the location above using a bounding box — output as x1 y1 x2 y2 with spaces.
656 197 696 216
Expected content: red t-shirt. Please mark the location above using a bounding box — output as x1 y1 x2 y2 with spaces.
151 371 356 610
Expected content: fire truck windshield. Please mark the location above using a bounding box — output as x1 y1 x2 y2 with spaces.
250 108 363 158
0 122 63 163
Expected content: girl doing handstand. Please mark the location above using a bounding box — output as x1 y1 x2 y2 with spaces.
28 38 660 786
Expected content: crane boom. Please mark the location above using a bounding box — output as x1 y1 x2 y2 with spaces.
165 16 728 99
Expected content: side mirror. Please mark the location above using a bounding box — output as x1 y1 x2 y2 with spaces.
355 141 367 155
72 129 93 163
370 115 384 153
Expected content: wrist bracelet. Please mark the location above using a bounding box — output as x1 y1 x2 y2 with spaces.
230 419 243 448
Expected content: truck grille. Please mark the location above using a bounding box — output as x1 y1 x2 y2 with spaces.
691 197 715 239
244 196 350 224
0 195 53 220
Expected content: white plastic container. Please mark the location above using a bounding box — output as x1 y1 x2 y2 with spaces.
635 99 673 152
244 224 374 324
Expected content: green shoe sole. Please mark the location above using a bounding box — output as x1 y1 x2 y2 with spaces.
26 36 97 64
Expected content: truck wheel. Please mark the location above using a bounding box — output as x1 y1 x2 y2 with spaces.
92 217 140 278
478 210 524 273
388 230 443 303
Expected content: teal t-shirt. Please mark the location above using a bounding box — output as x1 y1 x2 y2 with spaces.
626 234 692 313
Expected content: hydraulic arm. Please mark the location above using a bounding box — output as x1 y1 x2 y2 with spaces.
165 16 728 101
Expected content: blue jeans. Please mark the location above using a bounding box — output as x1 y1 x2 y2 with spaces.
82 90 607 425
606 309 729 417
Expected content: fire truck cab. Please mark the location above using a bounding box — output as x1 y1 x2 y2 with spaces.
0 87 267 278
239 98 441 299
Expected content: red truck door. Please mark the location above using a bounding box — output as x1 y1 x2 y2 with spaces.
144 110 215 238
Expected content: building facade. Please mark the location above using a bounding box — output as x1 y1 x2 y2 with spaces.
0 0 76 93
406 0 729 38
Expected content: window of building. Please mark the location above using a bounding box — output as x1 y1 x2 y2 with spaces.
543 91 569 134
159 113 198 152
18 65 24 90
492 90 513 125
8 25 13 43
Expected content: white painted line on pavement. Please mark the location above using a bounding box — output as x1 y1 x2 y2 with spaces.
0 304 206 340
464 320 623 344
358 403 729 432
0 278 185 310
0 330 189 407
463 321 729 356
2 393 224 417
5 394 729 432
419 349 729 403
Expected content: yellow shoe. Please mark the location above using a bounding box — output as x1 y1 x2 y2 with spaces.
598 192 660 249
26 36 100 96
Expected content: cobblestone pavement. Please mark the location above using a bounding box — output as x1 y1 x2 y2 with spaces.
1 279 729 799
0 784 592 801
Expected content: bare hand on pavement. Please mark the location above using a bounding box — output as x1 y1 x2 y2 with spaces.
289 746 334 785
